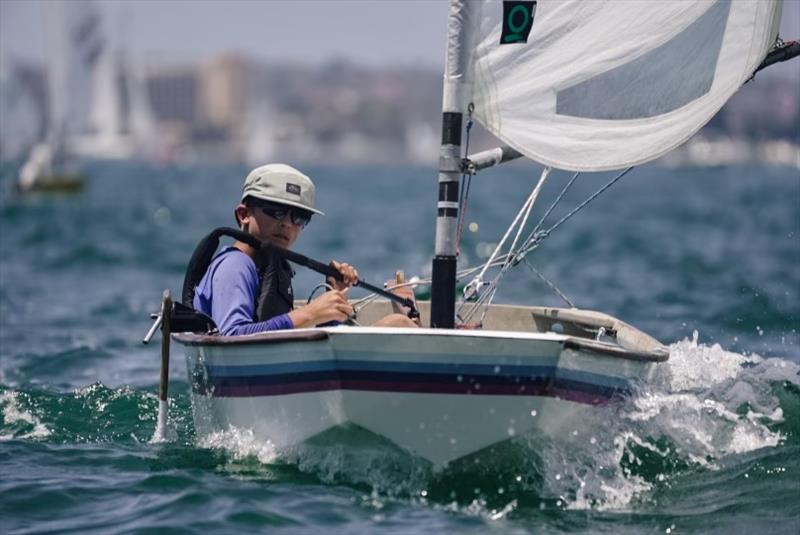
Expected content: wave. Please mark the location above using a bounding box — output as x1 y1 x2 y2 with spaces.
2 335 798 518
188 333 799 515
0 383 185 445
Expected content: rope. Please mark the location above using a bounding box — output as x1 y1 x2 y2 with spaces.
459 166 633 321
471 166 551 290
520 171 581 257
455 103 475 255
457 166 550 322
346 166 635 322
516 166 634 259
523 260 575 308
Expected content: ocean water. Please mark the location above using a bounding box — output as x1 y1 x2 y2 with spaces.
0 160 798 534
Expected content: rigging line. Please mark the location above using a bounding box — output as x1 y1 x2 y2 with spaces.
458 166 551 322
478 286 499 325
522 170 581 253
376 262 509 297
472 166 551 287
460 280 496 324
455 103 475 255
456 168 545 316
462 247 520 323
523 259 575 308
460 284 495 325
462 167 632 321
518 166 634 258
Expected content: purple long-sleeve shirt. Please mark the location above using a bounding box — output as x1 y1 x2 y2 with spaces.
193 246 294 335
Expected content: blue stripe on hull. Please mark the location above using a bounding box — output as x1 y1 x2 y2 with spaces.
191 359 634 405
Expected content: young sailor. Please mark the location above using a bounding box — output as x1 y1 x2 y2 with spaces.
192 163 417 335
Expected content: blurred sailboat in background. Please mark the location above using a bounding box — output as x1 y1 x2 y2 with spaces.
15 0 101 193
15 0 161 194
243 99 277 167
71 43 162 161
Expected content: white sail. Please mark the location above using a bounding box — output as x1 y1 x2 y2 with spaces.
71 18 161 161
44 0 104 147
89 48 125 144
126 60 162 159
468 0 782 171
244 100 277 166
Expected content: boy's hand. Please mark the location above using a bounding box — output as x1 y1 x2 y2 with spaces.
289 288 353 327
327 260 358 290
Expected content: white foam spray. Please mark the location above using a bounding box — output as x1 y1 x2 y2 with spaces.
547 330 798 511
0 390 52 441
198 425 278 464
188 330 798 514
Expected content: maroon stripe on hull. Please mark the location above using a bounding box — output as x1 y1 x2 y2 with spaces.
549 387 614 406
215 380 341 397
211 380 616 405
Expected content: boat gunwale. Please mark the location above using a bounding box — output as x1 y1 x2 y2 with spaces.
563 338 669 362
172 327 668 363
173 329 330 346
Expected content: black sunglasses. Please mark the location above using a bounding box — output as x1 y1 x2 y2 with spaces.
255 200 313 228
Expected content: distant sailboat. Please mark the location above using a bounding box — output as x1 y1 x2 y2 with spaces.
244 99 277 166
16 0 161 192
124 60 162 161
71 48 162 161
16 0 102 193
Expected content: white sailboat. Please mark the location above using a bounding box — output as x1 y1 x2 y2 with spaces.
16 0 102 193
148 1 796 466
16 0 160 192
68 16 162 161
69 44 134 160
243 99 277 166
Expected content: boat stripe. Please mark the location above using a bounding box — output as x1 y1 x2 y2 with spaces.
198 379 623 405
192 365 632 404
203 360 628 389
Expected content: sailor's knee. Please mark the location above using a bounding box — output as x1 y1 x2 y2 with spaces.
373 313 419 328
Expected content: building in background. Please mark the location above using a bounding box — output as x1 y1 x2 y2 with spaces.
2 51 798 168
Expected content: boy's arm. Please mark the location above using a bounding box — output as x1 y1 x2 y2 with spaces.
210 253 294 335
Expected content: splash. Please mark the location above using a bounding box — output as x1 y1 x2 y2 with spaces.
185 332 799 515
149 399 178 444
0 382 193 445
198 426 279 465
546 331 799 511
637 331 795 459
0 390 52 440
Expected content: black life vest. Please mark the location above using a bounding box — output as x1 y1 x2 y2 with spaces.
253 247 295 321
182 227 294 323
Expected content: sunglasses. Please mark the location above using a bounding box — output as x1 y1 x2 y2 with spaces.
255 200 313 228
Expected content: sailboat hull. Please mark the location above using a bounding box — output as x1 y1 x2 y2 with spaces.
176 313 666 466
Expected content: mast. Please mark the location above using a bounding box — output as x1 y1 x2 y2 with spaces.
431 0 479 329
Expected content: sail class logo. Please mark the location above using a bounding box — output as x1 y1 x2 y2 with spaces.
501 1 536 44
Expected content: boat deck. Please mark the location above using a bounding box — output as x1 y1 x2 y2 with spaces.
173 301 668 363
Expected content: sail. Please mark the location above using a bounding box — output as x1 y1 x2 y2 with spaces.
468 0 783 171
126 61 162 159
44 0 104 147
90 47 126 143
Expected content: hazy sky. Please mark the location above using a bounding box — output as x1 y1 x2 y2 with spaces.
1 0 798 75
0 0 450 68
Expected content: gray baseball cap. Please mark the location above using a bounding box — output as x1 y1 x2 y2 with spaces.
241 163 324 215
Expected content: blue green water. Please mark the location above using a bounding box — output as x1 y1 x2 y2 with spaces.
1 161 798 533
